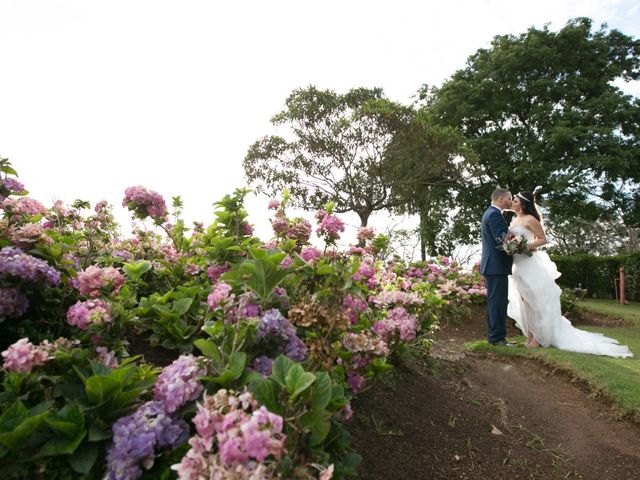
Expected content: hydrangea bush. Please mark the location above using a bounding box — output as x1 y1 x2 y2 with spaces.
0 158 485 479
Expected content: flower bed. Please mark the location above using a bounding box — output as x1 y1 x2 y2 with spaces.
0 159 485 479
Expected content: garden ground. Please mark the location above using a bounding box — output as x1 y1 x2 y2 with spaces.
348 306 640 479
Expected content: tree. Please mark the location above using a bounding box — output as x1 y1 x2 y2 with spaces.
383 109 471 258
243 86 412 227
424 18 640 245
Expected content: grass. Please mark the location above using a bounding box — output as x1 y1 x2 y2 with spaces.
466 299 640 419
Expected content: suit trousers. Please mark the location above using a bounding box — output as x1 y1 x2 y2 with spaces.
484 274 508 343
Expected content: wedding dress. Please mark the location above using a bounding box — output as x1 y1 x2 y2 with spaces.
507 225 633 358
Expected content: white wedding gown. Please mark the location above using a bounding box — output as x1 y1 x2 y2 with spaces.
507 226 633 358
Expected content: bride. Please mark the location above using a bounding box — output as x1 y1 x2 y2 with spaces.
507 190 633 358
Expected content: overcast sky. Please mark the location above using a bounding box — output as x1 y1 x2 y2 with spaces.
1 0 639 250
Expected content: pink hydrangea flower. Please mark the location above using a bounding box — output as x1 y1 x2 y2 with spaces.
96 346 119 368
279 256 293 269
1 338 50 373
300 246 321 262
66 299 112 330
74 266 125 297
267 199 280 210
122 185 168 220
207 282 234 310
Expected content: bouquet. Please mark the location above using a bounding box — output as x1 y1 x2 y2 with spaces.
498 231 532 256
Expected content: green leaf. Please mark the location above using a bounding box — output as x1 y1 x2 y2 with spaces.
0 409 48 451
173 297 194 315
270 355 295 388
285 364 316 400
249 378 281 414
68 441 99 474
193 339 222 363
85 376 120 405
123 261 152 280
201 352 246 386
310 372 332 410
88 423 111 442
300 408 331 446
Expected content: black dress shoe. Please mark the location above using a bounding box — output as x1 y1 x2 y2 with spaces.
490 340 516 347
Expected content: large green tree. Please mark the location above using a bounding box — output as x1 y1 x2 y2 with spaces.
243 86 412 227
424 17 640 245
383 110 470 258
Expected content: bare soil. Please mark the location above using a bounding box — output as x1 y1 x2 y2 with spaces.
348 306 640 479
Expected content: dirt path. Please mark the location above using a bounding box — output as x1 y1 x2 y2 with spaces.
348 311 640 479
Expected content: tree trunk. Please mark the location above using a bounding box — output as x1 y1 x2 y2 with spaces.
357 209 372 247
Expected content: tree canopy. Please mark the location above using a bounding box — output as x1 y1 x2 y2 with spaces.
243 86 412 227
424 17 640 246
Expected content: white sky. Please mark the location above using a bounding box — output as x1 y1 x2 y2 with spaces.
1 0 639 251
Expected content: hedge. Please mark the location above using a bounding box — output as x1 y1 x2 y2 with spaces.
551 252 640 301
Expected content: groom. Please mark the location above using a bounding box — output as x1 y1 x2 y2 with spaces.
481 188 514 346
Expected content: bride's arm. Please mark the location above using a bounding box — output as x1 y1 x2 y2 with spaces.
527 218 548 250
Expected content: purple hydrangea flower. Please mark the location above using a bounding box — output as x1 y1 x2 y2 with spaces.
0 286 29 321
106 401 189 480
0 247 60 285
257 309 307 362
153 355 205 413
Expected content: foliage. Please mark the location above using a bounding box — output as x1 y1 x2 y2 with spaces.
424 18 640 245
243 86 412 227
0 158 483 479
551 252 640 301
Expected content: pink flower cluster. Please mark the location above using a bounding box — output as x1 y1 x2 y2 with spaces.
74 266 125 297
122 185 168 221
1 197 47 217
343 294 368 324
207 263 229 282
207 282 234 310
341 331 389 357
369 289 422 307
356 226 375 242
9 223 46 248
1 338 50 373
172 389 286 480
373 306 417 343
66 299 112 330
154 355 206 414
96 346 119 368
300 246 321 262
270 214 312 245
316 211 345 243
267 199 280 210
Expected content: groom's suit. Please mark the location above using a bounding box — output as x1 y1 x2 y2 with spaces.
480 205 513 344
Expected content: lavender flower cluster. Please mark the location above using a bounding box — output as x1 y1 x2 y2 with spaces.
0 177 26 199
0 286 29 321
106 401 190 480
257 309 307 362
153 355 205 413
122 185 168 221
107 355 205 479
0 246 60 285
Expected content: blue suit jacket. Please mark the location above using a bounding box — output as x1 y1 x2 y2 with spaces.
480 206 513 275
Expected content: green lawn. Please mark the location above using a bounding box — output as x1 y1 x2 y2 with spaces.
467 299 640 419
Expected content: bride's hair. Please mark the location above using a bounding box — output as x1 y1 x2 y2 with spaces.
516 191 541 222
